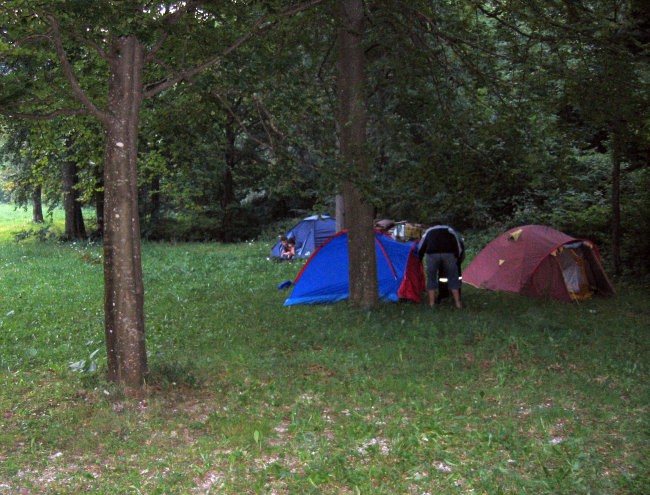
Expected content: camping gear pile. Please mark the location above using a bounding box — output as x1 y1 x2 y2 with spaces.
392 221 426 242
374 219 426 242
463 225 615 302
375 218 427 242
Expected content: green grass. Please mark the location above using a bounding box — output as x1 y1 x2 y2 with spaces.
0 203 648 494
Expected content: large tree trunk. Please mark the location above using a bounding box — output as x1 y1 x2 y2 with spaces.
62 160 87 240
102 36 147 388
337 0 377 309
32 185 43 223
342 180 377 307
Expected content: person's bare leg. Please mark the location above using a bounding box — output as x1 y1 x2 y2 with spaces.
451 289 462 309
428 290 437 307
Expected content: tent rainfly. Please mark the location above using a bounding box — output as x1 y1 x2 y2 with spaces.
463 225 615 302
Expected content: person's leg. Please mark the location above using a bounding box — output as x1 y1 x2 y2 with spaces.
437 263 449 303
426 254 442 307
441 253 462 309
451 289 462 309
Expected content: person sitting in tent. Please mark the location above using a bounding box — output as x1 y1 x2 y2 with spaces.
278 235 289 253
417 224 464 309
281 237 296 260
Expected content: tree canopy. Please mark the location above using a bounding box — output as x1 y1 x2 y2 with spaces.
4 1 647 246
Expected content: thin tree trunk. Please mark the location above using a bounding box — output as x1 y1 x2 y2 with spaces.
337 0 377 309
219 117 239 242
95 187 104 237
611 126 622 276
102 36 147 388
62 160 87 240
222 119 237 209
149 175 161 227
32 185 43 223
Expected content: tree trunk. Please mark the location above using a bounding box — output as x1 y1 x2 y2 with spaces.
222 119 237 209
335 194 345 232
342 180 377 307
62 160 87 240
337 0 377 309
219 118 238 242
611 126 622 276
32 185 43 223
149 175 161 227
102 36 147 388
95 187 104 237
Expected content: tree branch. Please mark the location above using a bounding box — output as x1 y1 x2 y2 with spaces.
47 15 108 124
0 107 87 120
252 94 285 140
410 8 501 56
143 0 323 98
144 0 201 63
211 90 270 148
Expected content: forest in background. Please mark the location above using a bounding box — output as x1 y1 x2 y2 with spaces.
1 0 649 278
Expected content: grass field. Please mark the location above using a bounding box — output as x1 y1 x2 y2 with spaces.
0 203 648 494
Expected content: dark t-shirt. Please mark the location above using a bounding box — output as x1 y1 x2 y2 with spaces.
418 228 460 259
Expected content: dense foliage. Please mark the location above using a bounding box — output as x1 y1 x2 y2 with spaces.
2 1 649 275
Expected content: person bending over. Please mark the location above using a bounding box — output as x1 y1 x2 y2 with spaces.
417 224 464 309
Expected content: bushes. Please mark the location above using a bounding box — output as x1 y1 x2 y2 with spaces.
621 168 650 277
142 203 266 243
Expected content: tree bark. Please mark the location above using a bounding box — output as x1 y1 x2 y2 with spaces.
32 185 43 223
222 118 237 209
335 194 345 232
337 0 377 309
611 125 622 276
342 180 377 308
62 160 87 240
95 187 104 237
149 175 161 228
102 36 147 388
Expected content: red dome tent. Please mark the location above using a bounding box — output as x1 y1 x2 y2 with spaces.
463 225 615 302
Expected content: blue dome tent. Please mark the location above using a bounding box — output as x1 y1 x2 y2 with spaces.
283 230 425 305
270 215 337 259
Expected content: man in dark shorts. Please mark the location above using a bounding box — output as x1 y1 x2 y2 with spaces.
417 224 464 309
